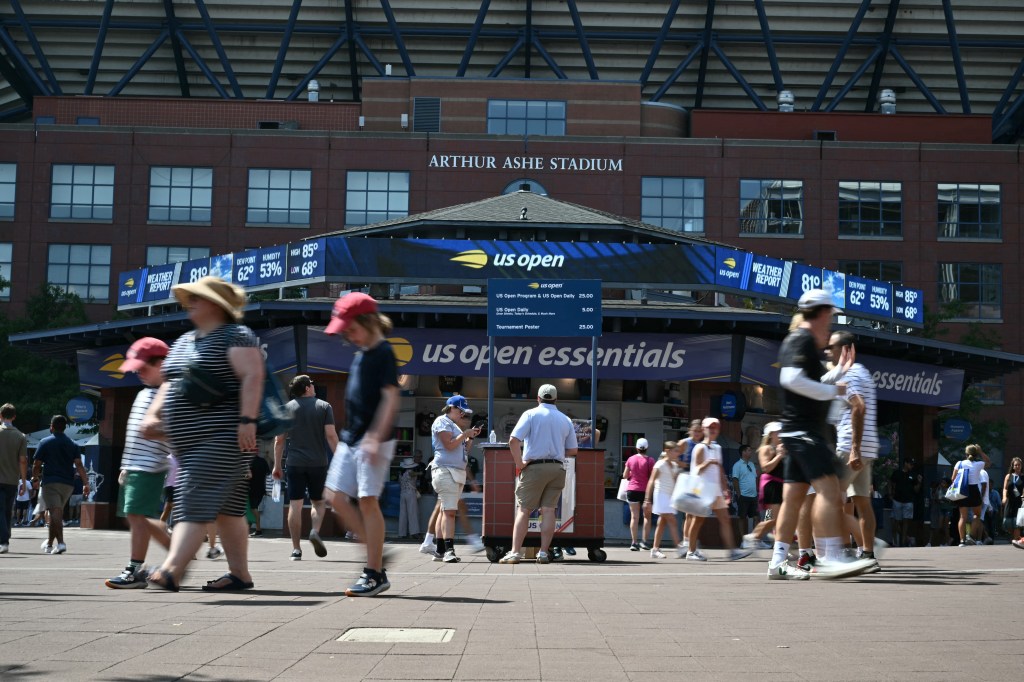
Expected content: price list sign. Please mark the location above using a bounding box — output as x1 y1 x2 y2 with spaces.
488 279 602 337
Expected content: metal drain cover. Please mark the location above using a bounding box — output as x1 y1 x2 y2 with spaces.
337 628 455 643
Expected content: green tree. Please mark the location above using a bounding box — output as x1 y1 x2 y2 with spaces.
0 282 89 431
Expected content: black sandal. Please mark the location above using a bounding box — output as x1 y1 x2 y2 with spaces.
201 573 255 591
147 568 180 592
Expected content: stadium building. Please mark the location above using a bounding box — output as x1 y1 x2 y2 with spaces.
2 2 1023 528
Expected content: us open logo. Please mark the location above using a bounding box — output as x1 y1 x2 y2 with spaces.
450 249 565 271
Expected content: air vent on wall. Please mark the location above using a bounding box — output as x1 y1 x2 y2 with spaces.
413 97 441 133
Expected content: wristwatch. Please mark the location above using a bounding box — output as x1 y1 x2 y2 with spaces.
239 416 258 425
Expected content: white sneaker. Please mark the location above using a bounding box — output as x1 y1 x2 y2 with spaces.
812 556 876 580
650 548 665 559
729 548 753 561
41 540 53 554
0 544 8 553
685 550 707 562
442 549 461 563
742 533 760 550
54 543 67 555
498 551 522 564
536 551 551 564
676 546 687 558
767 561 809 580
418 541 436 555
465 534 486 554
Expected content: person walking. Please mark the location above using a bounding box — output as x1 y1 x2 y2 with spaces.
428 395 482 564
951 444 991 546
743 422 785 549
31 415 90 555
623 437 654 551
677 420 704 553
499 384 578 564
322 292 400 597
644 441 683 558
272 374 338 561
684 418 751 562
105 337 174 588
889 460 919 547
248 451 271 537
0 403 28 554
766 289 874 580
1003 457 1023 548
824 331 882 569
141 276 264 592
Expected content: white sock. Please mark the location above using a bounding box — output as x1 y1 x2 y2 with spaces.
824 537 843 561
423 533 435 545
799 547 813 557
771 541 790 567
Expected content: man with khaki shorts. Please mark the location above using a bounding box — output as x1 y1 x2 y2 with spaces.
499 384 578 565
825 331 881 572
31 415 89 555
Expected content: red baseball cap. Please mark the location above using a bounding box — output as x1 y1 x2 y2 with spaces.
119 337 170 372
325 292 379 335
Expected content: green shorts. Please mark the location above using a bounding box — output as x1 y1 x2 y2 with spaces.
117 470 167 518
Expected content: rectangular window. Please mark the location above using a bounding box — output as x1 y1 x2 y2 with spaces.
47 243 111 302
937 183 1001 239
487 99 566 136
641 177 704 232
739 179 803 234
0 163 15 218
149 167 213 222
838 260 903 284
246 168 311 225
838 181 902 237
938 262 1001 320
345 171 410 226
146 245 210 266
50 164 115 220
0 243 11 300
970 377 1004 405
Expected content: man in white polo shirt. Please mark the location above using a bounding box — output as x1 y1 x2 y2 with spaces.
499 384 578 565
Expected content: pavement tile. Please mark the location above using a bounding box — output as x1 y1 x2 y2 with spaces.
365 653 461 679
454 651 540 680
272 653 383 681
0 660 111 681
94 662 201 680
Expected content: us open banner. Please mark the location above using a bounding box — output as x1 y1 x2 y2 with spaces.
308 328 734 381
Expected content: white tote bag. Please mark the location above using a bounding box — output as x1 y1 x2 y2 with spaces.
616 478 630 502
671 472 713 517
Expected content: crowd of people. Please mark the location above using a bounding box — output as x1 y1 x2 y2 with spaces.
3 283 1022 592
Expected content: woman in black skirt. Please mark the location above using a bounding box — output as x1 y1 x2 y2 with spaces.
953 443 991 546
142 276 265 591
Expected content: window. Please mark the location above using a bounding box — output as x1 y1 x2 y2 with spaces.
501 178 548 196
47 243 111 302
838 181 902 237
970 377 1004 405
149 167 213 222
938 262 1001 320
0 243 11 299
146 246 210 266
739 179 803 234
642 177 704 232
838 260 903 284
487 99 566 136
246 169 310 224
0 163 14 218
50 164 114 220
937 183 1000 239
345 171 409 226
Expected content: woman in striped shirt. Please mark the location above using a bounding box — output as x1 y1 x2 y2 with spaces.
142 277 265 592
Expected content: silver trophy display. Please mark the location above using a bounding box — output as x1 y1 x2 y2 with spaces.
86 463 103 502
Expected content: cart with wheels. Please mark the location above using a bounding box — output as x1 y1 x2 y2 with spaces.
481 443 606 562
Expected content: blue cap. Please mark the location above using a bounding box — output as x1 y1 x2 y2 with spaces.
446 395 472 413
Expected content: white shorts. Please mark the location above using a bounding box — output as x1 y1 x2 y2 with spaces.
325 440 396 500
431 467 464 511
652 490 676 517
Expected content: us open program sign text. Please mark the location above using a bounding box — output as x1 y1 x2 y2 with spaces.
488 279 602 338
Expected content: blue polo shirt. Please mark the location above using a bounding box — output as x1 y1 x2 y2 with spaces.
33 432 80 486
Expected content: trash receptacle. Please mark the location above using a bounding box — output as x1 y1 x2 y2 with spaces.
481 443 606 562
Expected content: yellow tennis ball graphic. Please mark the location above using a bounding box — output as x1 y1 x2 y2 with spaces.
388 337 413 367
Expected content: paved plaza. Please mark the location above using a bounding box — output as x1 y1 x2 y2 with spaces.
0 527 1021 681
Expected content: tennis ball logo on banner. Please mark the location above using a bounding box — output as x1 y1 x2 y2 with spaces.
387 337 414 367
100 353 127 380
